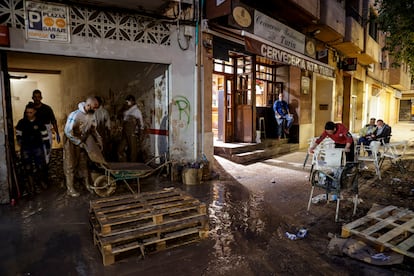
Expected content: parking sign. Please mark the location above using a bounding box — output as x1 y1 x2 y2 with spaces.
25 1 70 42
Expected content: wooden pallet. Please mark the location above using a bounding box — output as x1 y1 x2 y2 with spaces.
341 205 414 258
90 188 209 265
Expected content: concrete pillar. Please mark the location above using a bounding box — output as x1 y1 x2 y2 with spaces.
0 52 11 204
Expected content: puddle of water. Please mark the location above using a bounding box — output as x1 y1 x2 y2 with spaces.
205 181 268 273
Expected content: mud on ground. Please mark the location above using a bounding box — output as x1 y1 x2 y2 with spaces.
211 153 414 275
2 149 414 275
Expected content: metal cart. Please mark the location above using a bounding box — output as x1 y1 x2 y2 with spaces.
92 157 171 197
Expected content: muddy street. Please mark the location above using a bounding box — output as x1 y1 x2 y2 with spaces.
1 147 414 275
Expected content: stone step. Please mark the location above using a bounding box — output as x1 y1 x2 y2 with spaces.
214 138 288 156
229 143 299 164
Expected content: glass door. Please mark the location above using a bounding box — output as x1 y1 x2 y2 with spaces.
224 76 234 142
235 55 253 142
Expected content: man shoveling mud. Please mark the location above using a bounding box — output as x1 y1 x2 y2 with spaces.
63 96 103 197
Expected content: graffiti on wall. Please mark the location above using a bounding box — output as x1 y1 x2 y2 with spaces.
169 95 191 158
173 96 190 126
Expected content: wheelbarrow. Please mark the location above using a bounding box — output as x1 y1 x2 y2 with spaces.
84 136 171 197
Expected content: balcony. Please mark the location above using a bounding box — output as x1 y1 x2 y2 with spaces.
334 16 363 56
389 62 411 91
313 0 345 43
357 35 380 65
290 0 319 19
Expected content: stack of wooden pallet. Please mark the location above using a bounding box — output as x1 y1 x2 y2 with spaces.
341 205 414 259
89 188 209 265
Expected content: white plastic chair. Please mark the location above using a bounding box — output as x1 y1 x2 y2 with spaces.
306 137 335 175
307 148 359 222
379 140 408 173
355 140 382 179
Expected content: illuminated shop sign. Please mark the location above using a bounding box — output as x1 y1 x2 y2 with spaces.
25 1 70 42
245 36 334 78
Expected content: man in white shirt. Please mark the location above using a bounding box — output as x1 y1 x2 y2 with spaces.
117 95 144 162
63 96 102 197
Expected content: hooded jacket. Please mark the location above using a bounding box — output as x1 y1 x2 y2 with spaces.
64 102 100 145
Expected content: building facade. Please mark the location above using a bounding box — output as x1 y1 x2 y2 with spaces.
0 0 198 203
0 0 411 203
201 0 411 161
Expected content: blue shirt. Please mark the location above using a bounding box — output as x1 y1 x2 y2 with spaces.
273 100 289 116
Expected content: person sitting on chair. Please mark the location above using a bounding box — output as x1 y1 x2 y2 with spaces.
357 117 377 146
273 93 293 139
370 119 392 144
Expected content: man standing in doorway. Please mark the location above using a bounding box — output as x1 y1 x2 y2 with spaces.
118 95 144 162
94 96 111 159
273 93 293 139
32 89 60 164
63 96 102 197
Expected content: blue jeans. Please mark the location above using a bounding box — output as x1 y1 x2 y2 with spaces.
275 116 293 138
358 136 372 146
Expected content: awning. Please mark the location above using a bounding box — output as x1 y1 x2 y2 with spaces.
206 27 336 78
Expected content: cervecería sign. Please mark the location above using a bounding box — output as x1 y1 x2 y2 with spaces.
245 36 334 78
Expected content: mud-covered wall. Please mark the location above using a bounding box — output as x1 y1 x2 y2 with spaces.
5 25 196 163
0 91 9 203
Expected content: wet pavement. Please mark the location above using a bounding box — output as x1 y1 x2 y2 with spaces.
1 122 414 275
0 172 281 276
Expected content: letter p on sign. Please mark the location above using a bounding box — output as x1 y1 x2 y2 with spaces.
28 10 42 30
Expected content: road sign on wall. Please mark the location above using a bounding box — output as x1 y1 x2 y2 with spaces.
25 1 70 42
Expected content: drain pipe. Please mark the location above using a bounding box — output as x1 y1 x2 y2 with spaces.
194 0 202 161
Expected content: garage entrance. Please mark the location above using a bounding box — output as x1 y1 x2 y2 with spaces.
7 52 170 161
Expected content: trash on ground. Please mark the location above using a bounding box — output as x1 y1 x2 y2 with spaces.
371 253 390 261
285 232 297 240
311 193 326 204
296 228 307 238
327 237 403 265
285 228 308 240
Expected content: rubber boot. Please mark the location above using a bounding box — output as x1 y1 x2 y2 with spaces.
39 166 48 190
27 176 35 197
84 177 94 194
66 174 80 197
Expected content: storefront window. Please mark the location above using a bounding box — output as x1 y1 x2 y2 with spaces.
213 58 234 74
255 59 283 107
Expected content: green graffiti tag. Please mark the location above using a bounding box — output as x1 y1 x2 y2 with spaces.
173 96 191 125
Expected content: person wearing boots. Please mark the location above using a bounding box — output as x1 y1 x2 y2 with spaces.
63 96 102 197
117 95 144 162
16 102 50 196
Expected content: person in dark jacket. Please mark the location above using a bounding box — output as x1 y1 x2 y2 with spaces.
32 89 60 164
16 102 50 195
370 119 392 144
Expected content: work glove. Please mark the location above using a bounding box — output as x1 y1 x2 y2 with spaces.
44 141 51 155
56 132 61 144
